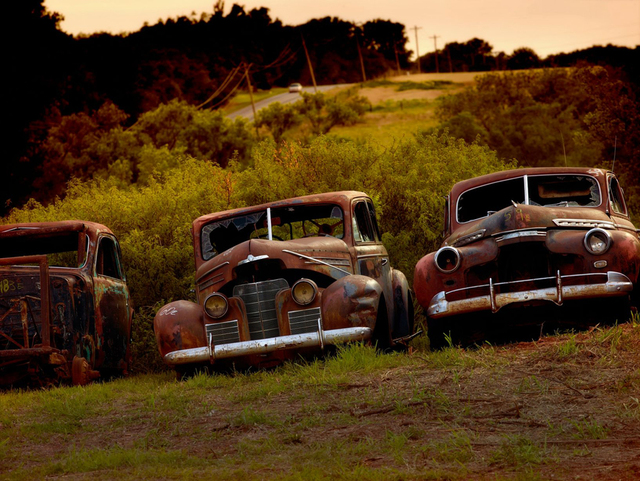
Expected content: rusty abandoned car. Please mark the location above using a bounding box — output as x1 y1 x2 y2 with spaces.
0 221 132 386
414 167 640 348
154 191 415 375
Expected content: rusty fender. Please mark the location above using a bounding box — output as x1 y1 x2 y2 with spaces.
391 268 412 338
320 275 383 331
164 326 373 365
154 300 206 359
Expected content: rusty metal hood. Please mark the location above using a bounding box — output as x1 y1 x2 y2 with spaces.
196 236 352 284
447 204 615 247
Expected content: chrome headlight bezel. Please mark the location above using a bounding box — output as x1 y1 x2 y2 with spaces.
583 228 612 255
434 246 462 274
291 279 318 306
204 293 229 319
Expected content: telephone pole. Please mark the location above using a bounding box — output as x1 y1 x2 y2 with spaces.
431 34 440 73
412 26 422 73
301 35 318 93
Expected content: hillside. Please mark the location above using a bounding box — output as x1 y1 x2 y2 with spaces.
2 323 639 479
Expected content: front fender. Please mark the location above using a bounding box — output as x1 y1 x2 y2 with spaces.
321 275 383 331
391 268 413 338
154 300 206 359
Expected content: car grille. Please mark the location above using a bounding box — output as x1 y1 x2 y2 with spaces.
233 279 289 340
205 320 240 345
288 308 321 335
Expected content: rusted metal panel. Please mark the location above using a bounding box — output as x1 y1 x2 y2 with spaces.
155 191 414 372
414 167 640 347
0 222 132 387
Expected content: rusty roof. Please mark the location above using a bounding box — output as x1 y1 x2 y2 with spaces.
193 191 369 232
0 220 113 238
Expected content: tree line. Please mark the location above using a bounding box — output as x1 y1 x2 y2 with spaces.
7 1 638 217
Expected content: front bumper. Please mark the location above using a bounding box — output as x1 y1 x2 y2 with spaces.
164 323 372 365
427 271 633 319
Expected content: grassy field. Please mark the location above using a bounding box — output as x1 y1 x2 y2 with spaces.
2 319 640 480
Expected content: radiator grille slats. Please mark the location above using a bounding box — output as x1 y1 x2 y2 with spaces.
205 320 240 345
288 308 321 335
234 279 288 340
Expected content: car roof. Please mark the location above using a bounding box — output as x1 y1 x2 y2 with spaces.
193 191 369 233
0 220 113 238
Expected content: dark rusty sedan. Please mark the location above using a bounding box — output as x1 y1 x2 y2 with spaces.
0 221 132 386
414 167 640 348
154 191 415 375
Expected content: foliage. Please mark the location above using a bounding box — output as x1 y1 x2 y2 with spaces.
28 100 255 202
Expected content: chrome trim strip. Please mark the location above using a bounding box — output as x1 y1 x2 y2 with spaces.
164 326 373 365
427 271 633 318
196 261 230 283
553 219 615 229
283 250 351 275
495 230 546 243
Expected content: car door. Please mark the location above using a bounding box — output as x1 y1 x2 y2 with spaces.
351 198 394 322
93 235 131 371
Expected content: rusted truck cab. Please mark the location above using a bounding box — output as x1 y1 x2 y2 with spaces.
0 221 132 386
414 168 640 347
154 191 414 374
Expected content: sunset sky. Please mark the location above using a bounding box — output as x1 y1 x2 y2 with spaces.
44 0 639 58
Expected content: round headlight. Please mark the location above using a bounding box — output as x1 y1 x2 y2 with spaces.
204 293 228 318
434 246 461 273
584 228 612 255
292 279 318 305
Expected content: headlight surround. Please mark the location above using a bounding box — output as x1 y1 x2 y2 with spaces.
583 228 612 255
434 246 461 273
204 293 228 319
292 279 318 305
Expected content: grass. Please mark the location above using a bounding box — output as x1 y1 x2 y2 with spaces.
1 324 640 480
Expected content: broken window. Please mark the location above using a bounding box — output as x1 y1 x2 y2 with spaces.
201 204 344 260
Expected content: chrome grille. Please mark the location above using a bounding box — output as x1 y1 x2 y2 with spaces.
234 279 288 340
205 320 240 345
288 308 321 335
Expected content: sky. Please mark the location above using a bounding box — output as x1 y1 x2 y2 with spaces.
44 0 640 58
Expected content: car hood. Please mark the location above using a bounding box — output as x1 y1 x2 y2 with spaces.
447 203 613 246
195 236 353 284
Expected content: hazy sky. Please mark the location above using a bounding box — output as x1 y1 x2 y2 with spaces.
45 0 639 58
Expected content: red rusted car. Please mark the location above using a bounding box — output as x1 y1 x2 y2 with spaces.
0 221 132 386
414 167 640 348
154 191 415 375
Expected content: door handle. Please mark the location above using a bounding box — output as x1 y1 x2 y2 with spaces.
381 258 388 266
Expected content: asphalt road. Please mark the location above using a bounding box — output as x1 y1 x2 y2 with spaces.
227 85 346 121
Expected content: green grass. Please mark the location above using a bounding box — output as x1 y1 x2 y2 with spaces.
2 325 639 480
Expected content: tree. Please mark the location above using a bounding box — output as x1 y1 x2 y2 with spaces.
507 47 541 70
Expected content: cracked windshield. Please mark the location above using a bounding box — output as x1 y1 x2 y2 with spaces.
201 204 344 260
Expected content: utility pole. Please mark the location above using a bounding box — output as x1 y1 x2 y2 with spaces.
244 63 256 119
301 35 318 93
356 34 367 82
412 26 422 73
431 34 440 73
393 41 401 76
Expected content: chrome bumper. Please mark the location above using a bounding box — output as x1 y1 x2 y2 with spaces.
428 271 633 319
164 324 372 365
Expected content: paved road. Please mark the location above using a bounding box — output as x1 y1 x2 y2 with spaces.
227 85 346 121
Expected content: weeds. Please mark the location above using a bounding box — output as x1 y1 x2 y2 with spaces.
570 418 609 439
489 434 548 467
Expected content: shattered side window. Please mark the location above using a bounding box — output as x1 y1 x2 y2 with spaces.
608 176 627 215
527 175 600 208
457 178 525 223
